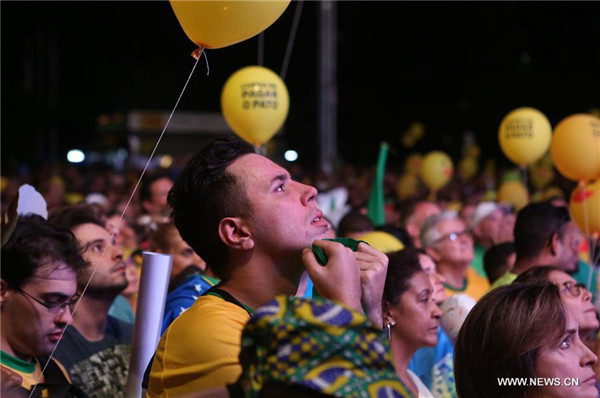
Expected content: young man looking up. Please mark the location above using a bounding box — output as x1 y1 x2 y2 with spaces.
49 204 133 398
148 137 388 397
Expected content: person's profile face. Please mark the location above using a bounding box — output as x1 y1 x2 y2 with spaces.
434 219 474 265
392 272 442 349
555 222 582 272
548 270 599 336
168 231 206 281
418 253 447 303
534 309 598 398
227 154 329 254
72 223 128 293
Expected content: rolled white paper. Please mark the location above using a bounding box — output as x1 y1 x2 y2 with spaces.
125 251 172 398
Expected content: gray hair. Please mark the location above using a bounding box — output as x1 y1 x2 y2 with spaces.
420 211 460 248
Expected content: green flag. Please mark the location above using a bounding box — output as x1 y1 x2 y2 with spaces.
367 142 389 227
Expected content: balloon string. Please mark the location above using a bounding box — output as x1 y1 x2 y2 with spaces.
29 52 203 398
258 32 264 66
520 164 529 200
280 0 304 80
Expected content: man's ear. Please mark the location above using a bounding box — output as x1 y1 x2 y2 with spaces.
1 279 11 305
426 246 441 263
218 217 254 251
549 232 560 256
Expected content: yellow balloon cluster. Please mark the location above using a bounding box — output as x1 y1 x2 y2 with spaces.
498 107 552 165
420 151 454 191
221 66 289 146
551 114 600 182
170 1 290 49
569 180 600 237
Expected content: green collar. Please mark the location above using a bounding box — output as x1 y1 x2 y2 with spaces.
0 350 36 373
443 278 468 292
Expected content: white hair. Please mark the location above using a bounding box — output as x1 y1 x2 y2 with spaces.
420 211 460 248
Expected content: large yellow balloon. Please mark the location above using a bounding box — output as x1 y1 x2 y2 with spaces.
357 231 404 254
170 1 290 49
498 107 552 165
570 180 600 237
420 151 454 190
497 181 528 211
221 66 289 146
550 114 600 182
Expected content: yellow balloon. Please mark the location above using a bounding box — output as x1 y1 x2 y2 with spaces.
550 114 600 182
221 66 289 146
170 1 290 49
498 107 552 165
357 231 404 254
396 173 419 200
458 156 478 181
420 151 454 190
570 180 600 236
404 153 423 175
497 181 528 211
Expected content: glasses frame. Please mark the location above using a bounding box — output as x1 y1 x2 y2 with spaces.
17 288 80 315
560 281 587 298
433 229 470 245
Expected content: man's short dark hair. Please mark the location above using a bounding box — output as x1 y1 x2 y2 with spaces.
513 202 570 261
483 242 515 284
48 203 107 232
1 215 88 289
337 210 373 238
168 137 255 278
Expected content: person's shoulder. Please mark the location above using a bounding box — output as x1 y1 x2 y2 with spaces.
489 271 517 290
106 315 134 342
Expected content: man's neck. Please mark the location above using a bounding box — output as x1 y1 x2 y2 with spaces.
0 338 31 363
438 261 469 289
512 255 549 275
218 252 302 311
72 293 116 341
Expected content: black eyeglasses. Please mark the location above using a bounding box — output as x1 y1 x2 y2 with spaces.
433 229 470 245
17 288 80 315
560 281 587 298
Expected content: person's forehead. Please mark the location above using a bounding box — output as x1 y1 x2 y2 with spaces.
438 217 464 231
418 253 435 270
151 177 173 192
548 270 575 285
28 262 77 285
228 153 288 183
408 271 431 292
72 222 110 242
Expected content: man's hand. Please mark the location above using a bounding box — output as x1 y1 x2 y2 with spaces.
302 239 362 313
354 242 388 328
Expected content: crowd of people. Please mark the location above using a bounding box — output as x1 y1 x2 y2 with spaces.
1 136 599 398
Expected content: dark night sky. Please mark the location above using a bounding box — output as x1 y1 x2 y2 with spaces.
2 1 599 173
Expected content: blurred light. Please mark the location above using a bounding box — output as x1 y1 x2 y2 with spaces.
160 155 173 168
117 148 128 159
284 150 298 162
520 52 531 64
98 114 110 125
67 149 85 163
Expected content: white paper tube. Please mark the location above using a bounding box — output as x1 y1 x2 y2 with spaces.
125 251 172 398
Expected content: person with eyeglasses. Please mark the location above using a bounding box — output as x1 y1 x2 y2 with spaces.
49 204 133 398
1 214 89 397
514 266 599 342
420 211 490 302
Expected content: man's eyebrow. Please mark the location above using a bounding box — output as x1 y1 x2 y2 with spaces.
269 173 290 186
81 238 105 250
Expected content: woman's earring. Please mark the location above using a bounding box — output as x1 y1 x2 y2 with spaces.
385 320 395 341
